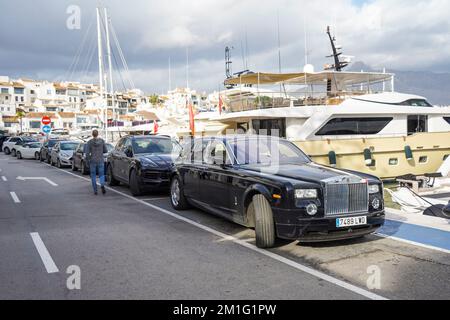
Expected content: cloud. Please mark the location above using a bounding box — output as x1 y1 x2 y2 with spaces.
0 0 449 94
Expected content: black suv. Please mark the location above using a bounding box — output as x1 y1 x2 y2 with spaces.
40 139 62 163
0 135 10 151
106 135 181 196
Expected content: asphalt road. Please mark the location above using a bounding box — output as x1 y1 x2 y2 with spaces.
0 154 449 300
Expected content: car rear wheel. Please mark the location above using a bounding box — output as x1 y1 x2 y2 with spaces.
57 159 62 168
81 161 89 175
252 194 276 248
106 165 119 186
4 147 10 155
47 156 51 164
17 152 22 159
39 152 44 162
170 176 190 210
129 169 143 196
11 149 16 157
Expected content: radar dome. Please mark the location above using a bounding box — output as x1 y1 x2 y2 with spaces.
303 64 315 73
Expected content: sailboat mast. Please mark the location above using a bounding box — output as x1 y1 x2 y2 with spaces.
104 7 114 141
96 7 106 140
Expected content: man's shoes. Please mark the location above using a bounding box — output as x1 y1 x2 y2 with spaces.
101 186 106 195
94 191 98 195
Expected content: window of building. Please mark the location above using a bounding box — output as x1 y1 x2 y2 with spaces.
14 88 24 94
407 115 428 135
30 90 35 94
1 88 9 94
15 96 18 102
419 156 428 164
30 121 41 129
316 117 393 136
47 90 52 95
21 97 24 102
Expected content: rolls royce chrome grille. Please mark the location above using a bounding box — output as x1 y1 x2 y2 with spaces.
324 182 369 216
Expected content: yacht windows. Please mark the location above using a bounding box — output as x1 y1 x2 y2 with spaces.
419 156 428 164
389 158 399 166
407 115 428 135
444 117 450 125
252 119 286 138
315 117 393 136
400 99 432 107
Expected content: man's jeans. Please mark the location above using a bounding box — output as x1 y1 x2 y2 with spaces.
90 161 105 193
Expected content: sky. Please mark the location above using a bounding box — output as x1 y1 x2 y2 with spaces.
1 0 449 94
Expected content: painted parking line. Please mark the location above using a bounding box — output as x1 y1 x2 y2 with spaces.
376 219 450 254
141 197 169 201
47 164 387 300
30 233 59 274
1 176 7 182
10 192 20 203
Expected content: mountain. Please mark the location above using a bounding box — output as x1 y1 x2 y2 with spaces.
349 62 450 105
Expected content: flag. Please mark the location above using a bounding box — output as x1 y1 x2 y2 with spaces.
188 98 195 136
218 95 223 115
153 121 159 134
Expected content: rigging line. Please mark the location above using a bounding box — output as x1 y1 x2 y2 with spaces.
81 28 97 80
68 15 95 81
111 43 128 92
110 23 135 89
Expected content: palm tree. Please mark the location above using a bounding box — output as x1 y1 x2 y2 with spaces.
15 108 26 134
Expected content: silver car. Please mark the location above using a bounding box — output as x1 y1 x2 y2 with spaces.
50 141 79 168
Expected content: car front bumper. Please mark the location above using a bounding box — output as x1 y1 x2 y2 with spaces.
272 208 385 242
59 157 73 166
138 169 172 189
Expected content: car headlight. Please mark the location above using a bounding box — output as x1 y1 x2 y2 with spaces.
368 184 380 194
295 189 318 199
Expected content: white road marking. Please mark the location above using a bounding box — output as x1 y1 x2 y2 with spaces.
375 233 450 255
48 164 387 300
1 176 7 182
30 233 59 274
10 192 20 203
141 197 169 201
16 176 58 187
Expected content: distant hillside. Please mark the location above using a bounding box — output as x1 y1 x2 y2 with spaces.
350 61 450 105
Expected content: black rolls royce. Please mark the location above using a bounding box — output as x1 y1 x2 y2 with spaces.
106 135 181 196
170 135 385 248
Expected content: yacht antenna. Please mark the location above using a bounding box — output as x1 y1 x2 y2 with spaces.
277 11 282 74
325 26 348 71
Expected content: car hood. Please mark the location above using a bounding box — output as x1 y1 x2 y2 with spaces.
59 150 74 157
138 154 176 168
242 162 374 184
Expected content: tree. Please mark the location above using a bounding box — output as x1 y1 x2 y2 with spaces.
15 109 26 134
149 94 159 106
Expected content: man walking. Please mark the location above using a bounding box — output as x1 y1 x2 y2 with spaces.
86 130 108 195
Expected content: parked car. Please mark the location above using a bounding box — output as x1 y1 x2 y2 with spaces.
106 135 181 196
72 142 114 175
0 135 10 151
2 136 37 156
40 139 62 163
50 141 79 168
170 135 385 248
16 142 43 160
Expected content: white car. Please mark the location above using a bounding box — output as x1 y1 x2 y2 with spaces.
2 136 37 156
16 142 42 160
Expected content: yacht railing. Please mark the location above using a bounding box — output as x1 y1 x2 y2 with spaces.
225 89 379 113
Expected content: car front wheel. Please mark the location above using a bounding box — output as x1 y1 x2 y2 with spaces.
129 169 143 196
72 160 78 171
81 161 89 175
4 147 10 155
35 152 40 161
170 176 190 210
252 194 276 249
47 156 51 164
17 152 22 159
11 149 16 157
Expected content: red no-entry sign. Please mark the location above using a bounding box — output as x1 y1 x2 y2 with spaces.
42 116 51 125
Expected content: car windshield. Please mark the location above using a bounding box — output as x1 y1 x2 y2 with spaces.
60 143 78 151
106 144 114 152
48 140 59 148
132 138 180 155
228 137 311 166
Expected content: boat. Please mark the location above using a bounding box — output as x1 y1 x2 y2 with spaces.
210 27 450 180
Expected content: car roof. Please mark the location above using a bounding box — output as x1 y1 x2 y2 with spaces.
127 135 172 140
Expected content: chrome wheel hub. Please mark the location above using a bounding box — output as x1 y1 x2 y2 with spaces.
171 180 180 206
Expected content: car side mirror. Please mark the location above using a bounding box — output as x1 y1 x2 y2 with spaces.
443 201 450 217
125 147 133 158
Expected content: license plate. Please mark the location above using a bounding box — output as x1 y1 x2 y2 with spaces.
336 216 367 228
